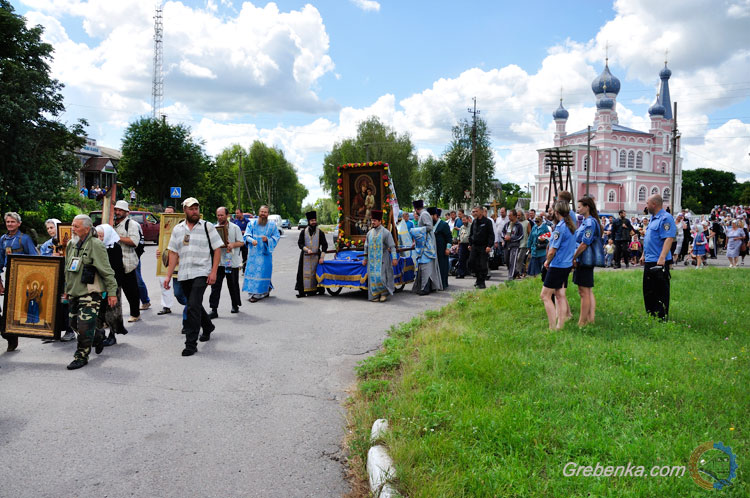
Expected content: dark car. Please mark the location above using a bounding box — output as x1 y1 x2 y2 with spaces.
89 210 160 243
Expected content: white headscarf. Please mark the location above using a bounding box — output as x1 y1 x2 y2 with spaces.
95 223 120 248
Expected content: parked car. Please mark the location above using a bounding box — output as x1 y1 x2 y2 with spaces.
281 219 291 229
267 214 283 234
298 218 308 230
89 210 160 243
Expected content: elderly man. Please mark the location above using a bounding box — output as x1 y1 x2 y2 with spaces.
242 205 280 302
63 215 118 369
640 194 676 320
502 209 524 281
1 212 39 351
295 210 328 298
469 205 494 288
112 200 142 322
363 209 399 302
410 200 442 295
164 198 224 356
209 207 245 316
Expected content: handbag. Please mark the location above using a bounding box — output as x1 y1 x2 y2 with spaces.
578 223 605 268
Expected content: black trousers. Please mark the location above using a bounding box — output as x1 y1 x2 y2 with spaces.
614 240 630 267
468 246 489 283
209 267 241 309
180 277 213 350
643 262 671 320
457 243 470 277
240 245 248 271
120 270 140 318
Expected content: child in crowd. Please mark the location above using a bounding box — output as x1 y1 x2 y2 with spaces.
629 235 642 266
605 239 615 267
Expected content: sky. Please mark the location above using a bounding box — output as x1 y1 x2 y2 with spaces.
11 0 750 204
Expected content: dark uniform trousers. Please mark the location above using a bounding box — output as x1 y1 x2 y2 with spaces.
209 267 241 309
614 240 630 267
120 270 140 318
69 294 102 360
643 262 671 320
181 277 213 351
468 246 489 284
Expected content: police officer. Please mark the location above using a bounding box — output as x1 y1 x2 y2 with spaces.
63 215 118 370
640 195 676 320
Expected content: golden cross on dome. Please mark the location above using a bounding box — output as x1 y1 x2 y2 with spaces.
605 41 609 65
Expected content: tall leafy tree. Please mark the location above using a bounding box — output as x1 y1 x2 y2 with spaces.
321 117 419 205
0 1 86 214
118 118 210 206
441 117 495 206
681 168 738 212
418 156 447 206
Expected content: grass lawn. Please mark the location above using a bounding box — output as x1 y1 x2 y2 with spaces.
347 267 748 497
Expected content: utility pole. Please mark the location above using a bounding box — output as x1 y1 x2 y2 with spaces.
586 126 591 196
238 150 243 211
467 97 480 207
670 102 678 213
151 2 164 119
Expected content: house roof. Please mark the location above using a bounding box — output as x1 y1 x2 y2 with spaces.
565 123 652 139
82 157 116 173
98 146 122 160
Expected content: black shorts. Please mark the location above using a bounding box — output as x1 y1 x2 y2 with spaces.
543 266 571 289
573 266 594 288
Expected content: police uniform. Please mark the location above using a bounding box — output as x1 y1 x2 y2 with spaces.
1 231 38 351
64 229 118 369
642 209 676 320
544 220 575 289
573 216 599 288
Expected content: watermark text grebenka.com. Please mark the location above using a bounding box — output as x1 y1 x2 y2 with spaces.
563 461 686 478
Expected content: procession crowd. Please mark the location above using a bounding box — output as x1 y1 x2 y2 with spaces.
2 193 745 369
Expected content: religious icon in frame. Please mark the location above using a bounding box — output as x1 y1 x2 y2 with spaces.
215 224 229 246
2 255 65 340
56 223 73 257
156 213 185 277
342 167 384 243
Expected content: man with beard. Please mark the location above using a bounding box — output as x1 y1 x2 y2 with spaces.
164 198 224 356
611 209 635 269
431 207 452 289
410 200 442 295
112 201 143 322
295 210 328 298
242 205 281 302
208 207 244 317
362 210 398 302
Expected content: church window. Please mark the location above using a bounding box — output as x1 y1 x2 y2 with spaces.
583 155 589 171
619 150 627 168
608 190 616 202
636 151 643 169
651 186 659 196
638 186 647 202
661 162 667 173
663 187 671 202
627 151 635 168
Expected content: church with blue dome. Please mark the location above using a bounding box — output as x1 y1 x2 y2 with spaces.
532 60 682 214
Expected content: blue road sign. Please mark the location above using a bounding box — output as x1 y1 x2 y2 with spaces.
170 187 181 198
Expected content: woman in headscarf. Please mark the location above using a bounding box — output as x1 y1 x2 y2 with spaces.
95 224 127 346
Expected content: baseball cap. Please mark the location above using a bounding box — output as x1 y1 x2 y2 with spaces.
182 197 200 208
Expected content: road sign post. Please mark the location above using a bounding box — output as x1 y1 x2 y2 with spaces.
170 187 181 209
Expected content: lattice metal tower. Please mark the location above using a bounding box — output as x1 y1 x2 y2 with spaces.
151 2 164 118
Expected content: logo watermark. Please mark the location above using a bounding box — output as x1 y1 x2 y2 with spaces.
563 461 686 478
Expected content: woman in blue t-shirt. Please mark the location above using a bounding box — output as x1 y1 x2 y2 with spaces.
540 200 577 330
572 197 603 327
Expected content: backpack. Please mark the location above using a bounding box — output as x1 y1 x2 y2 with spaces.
125 219 146 258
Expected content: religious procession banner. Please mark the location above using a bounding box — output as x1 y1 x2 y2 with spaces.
315 252 415 291
156 213 186 276
2 255 65 339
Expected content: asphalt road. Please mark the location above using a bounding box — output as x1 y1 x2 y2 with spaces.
0 231 475 498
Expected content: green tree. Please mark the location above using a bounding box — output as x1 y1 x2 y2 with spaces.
441 117 495 206
119 118 210 206
0 1 86 214
321 117 419 205
499 182 524 210
735 181 750 206
681 168 738 213
418 156 447 207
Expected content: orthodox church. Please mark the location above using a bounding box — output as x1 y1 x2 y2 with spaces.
531 60 682 214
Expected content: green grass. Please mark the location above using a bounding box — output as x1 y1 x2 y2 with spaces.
347 268 749 497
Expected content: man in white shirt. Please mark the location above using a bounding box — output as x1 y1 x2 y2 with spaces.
208 207 244 317
493 207 509 266
112 200 142 323
164 197 224 356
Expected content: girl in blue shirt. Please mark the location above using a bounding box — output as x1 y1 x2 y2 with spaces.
541 200 577 330
572 197 603 326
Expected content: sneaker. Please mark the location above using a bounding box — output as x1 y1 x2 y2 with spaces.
157 307 172 315
127 316 140 323
67 357 88 370
181 348 196 357
60 330 76 342
140 302 151 310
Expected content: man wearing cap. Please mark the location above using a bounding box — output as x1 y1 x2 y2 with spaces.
164 197 224 356
112 200 142 323
410 200 442 295
208 207 244 317
431 207 452 289
640 194 676 320
363 210 398 302
295 210 328 298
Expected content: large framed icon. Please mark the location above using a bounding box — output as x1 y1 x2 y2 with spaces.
2 255 65 339
156 213 185 277
56 223 73 258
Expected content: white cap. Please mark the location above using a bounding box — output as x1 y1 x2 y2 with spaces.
182 197 200 208
114 200 130 211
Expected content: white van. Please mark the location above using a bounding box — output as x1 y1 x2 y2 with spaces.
268 214 284 234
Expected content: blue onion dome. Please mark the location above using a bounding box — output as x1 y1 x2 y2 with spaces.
591 62 621 95
659 63 672 79
597 97 615 110
648 94 665 116
553 99 569 120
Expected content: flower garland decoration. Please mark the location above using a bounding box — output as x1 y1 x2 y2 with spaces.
336 161 391 250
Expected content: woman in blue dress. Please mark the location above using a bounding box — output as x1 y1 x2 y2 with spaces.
572 197 602 327
692 223 706 269
540 200 577 330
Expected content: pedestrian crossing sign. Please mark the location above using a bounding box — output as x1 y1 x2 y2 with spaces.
170 187 181 198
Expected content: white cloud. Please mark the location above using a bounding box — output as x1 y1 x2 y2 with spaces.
179 59 218 79
683 120 750 181
349 0 380 12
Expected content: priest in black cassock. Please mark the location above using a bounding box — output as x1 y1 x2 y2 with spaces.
295 211 328 298
431 207 452 290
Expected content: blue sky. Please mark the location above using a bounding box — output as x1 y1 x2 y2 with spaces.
12 0 750 202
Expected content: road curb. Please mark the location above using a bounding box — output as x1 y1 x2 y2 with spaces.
367 419 398 497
